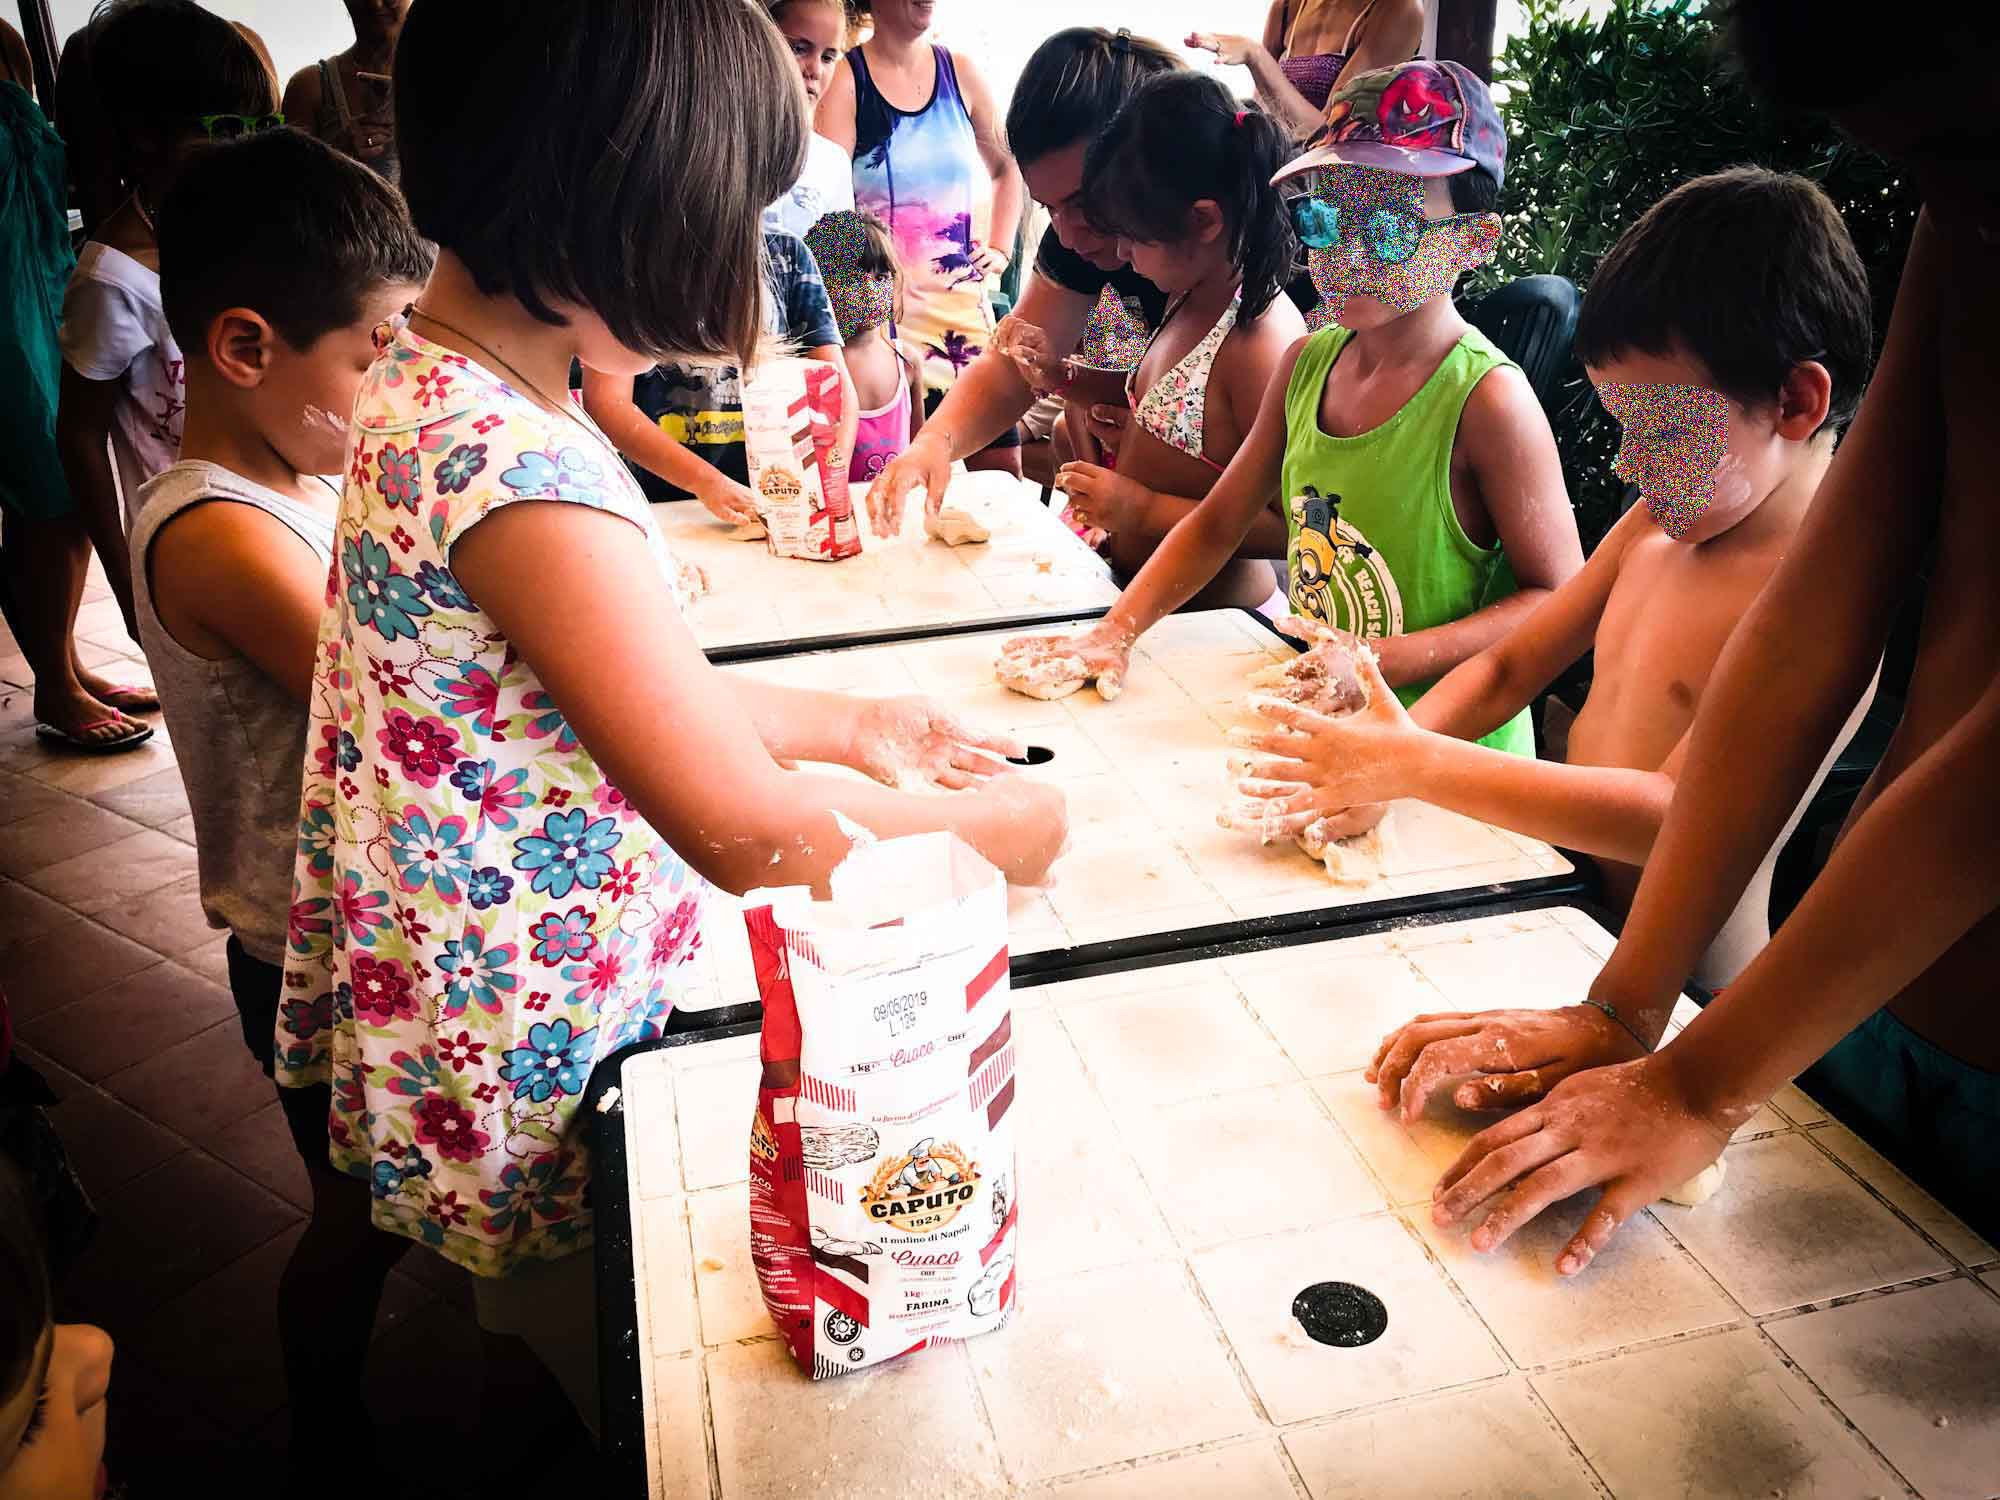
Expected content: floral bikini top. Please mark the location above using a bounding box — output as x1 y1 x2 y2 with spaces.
1127 290 1241 475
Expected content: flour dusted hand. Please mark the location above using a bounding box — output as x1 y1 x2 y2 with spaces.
994 621 1133 702
847 695 1024 791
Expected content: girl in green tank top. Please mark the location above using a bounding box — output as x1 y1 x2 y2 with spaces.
1281 321 1535 756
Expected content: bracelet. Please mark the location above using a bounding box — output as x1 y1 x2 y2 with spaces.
1578 997 1648 1050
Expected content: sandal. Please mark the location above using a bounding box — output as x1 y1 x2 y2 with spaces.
34 715 155 754
92 682 160 714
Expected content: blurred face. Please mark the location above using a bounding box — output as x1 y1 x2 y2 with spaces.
1297 164 1498 328
871 0 938 36
0 1323 115 1500
254 283 422 478
1591 348 1790 544
772 1 843 107
1023 143 1123 271
1115 200 1226 297
343 0 411 39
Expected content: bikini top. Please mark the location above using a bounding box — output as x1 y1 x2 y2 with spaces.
1127 290 1241 474
1275 0 1379 111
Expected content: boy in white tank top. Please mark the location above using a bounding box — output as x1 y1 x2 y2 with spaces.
130 127 433 1477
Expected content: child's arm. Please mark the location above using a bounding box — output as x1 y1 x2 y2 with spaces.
145 502 326 702
1422 213 1954 1275
954 52 1023 276
1370 366 1582 690
578 367 759 526
452 501 1068 894
54 366 138 637
998 338 1304 691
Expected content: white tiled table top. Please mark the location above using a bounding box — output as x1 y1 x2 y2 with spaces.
659 467 1118 651
675 611 1574 1012
618 906 1998 1500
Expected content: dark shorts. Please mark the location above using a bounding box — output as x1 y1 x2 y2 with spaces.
226 936 336 1175
924 388 1023 449
1801 1007 2000 1244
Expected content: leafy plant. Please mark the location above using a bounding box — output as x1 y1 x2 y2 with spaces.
1473 0 1921 547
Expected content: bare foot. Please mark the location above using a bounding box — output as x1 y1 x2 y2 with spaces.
33 681 152 749
73 657 159 714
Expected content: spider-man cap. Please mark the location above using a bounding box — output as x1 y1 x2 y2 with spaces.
1272 60 1506 192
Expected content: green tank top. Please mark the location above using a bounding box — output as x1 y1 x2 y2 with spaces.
1281 323 1534 758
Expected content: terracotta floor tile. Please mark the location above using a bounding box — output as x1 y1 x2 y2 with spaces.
103 1018 272 1140
62 1149 302 1330
23 826 199 914
34 1062 185 1196
22 733 177 797
0 876 83 951
91 872 223 959
159 812 198 845
0 769 72 826
86 764 192 828
176 932 234 988
0 907 163 1021
18 960 236 1080
0 799 147 878
204 1098 313 1213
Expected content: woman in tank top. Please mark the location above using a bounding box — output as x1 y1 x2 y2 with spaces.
816 1 1022 421
282 0 409 183
1189 0 1424 140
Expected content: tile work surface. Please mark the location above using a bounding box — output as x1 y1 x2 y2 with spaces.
663 467 1119 651
0 590 493 1494
676 610 1574 1012
622 908 1999 1500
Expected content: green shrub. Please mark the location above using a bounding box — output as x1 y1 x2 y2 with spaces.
1475 0 1921 547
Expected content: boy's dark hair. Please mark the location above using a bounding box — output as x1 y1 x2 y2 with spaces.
85 0 276 164
1577 166 1871 432
1005 27 1182 168
158 128 436 356
395 0 804 367
1084 74 1295 321
1722 0 2000 114
1448 167 1499 216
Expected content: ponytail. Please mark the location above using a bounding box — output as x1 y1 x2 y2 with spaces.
1081 72 1297 321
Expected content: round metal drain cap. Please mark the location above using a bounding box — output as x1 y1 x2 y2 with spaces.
1292 1281 1388 1348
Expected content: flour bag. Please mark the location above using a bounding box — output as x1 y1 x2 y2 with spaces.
746 832 1018 1378
742 357 862 561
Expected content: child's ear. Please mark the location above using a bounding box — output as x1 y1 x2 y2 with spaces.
207 308 279 389
1774 360 1833 441
1188 199 1226 247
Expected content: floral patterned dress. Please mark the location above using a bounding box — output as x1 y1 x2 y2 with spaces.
278 321 709 1277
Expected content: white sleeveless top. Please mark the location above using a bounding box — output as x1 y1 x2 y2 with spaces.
131 460 336 963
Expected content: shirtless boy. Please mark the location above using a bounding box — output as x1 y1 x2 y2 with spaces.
1238 167 1874 994
1375 3 2000 1266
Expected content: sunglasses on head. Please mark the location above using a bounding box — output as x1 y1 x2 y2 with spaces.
1288 197 1475 264
199 112 285 140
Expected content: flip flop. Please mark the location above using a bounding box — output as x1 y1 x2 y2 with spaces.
92 682 160 714
34 716 155 754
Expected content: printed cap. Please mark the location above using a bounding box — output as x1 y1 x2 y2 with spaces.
1273 60 1506 193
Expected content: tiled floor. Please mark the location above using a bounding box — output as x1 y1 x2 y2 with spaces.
0 590 483 1492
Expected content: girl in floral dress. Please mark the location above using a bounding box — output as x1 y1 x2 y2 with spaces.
279 0 1066 1430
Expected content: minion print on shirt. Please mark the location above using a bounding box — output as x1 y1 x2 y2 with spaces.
1287 486 1405 638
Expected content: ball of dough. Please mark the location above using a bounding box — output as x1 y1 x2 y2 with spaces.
1659 1157 1728 1208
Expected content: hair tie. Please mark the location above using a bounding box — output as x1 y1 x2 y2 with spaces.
1111 26 1130 53
1234 109 1248 128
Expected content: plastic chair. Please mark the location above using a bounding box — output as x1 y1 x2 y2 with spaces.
1459 273 1582 422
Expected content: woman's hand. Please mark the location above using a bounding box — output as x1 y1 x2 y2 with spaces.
1229 647 1425 815
846 696 1025 790
995 620 1135 702
1430 1050 1737 1275
993 314 1069 394
1055 461 1150 538
870 428 953 536
1186 31 1265 66
1367 1005 1647 1121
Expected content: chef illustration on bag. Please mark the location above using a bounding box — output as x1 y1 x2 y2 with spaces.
891 1137 963 1195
